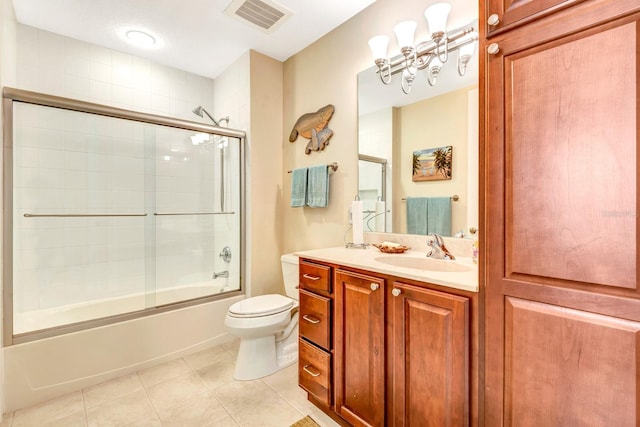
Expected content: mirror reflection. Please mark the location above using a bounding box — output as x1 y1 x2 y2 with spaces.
358 16 478 237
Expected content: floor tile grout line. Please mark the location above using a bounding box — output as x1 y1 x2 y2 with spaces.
80 387 89 426
142 384 164 426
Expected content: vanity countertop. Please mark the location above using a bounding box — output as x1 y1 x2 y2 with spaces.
295 246 478 293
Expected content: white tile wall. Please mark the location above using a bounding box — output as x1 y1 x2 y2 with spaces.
11 26 244 330
16 24 216 121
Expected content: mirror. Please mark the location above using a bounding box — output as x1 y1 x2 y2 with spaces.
358 15 479 237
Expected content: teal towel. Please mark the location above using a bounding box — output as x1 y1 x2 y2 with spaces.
290 168 308 207
427 197 452 236
306 165 330 208
406 197 429 235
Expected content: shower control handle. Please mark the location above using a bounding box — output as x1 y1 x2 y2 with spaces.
219 246 232 263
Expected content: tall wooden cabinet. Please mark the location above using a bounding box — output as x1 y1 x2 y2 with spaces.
483 0 640 425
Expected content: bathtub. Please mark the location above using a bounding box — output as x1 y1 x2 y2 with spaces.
4 285 244 412
13 281 235 334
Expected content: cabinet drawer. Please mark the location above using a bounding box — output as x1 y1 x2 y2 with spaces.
299 289 331 350
299 260 331 294
298 338 331 407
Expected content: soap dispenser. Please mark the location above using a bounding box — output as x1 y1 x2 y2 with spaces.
469 227 478 264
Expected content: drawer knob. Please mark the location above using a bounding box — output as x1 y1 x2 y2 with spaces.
303 364 321 377
370 283 379 291
392 288 402 297
302 274 321 281
487 13 500 26
487 43 500 55
302 314 321 324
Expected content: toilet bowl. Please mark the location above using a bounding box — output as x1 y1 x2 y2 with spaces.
224 253 299 380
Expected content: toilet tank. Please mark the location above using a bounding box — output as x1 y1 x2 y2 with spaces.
280 253 300 299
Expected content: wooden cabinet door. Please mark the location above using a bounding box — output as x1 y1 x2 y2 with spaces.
334 269 385 427
485 0 584 35
484 1 640 425
391 282 469 427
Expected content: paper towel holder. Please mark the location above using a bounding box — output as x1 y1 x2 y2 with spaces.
347 196 368 249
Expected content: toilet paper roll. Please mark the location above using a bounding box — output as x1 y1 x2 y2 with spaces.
351 200 364 245
375 200 385 232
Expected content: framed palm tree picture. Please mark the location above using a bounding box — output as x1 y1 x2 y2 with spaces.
412 146 452 182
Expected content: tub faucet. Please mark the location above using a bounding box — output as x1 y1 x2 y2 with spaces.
426 234 456 260
213 270 229 279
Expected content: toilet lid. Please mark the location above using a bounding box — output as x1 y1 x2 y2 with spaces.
228 294 294 317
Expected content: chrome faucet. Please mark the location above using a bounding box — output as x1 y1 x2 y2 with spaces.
213 270 229 279
426 234 456 260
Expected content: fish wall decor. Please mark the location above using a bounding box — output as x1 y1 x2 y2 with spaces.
289 104 335 154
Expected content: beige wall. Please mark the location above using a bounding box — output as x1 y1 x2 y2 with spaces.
282 0 449 252
248 51 285 296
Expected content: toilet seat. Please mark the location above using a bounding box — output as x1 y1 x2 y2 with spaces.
228 294 294 318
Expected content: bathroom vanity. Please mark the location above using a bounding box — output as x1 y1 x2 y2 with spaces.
296 245 479 427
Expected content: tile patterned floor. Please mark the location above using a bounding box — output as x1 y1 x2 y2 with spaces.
1 339 340 427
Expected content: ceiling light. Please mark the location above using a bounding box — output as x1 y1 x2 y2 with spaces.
125 30 156 47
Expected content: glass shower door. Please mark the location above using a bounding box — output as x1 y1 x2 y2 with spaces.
7 94 244 340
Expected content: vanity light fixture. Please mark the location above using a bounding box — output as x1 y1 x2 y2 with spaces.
368 2 477 94
125 30 156 48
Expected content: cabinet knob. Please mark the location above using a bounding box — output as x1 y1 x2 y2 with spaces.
392 288 402 297
487 13 500 26
487 43 500 55
370 283 379 291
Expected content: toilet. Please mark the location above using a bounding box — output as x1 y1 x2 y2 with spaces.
224 253 300 380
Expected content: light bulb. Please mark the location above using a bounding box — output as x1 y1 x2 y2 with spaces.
368 35 389 61
424 3 451 35
393 21 417 50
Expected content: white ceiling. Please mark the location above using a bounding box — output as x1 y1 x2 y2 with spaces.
11 0 376 78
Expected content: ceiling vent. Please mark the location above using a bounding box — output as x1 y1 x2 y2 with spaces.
224 0 293 34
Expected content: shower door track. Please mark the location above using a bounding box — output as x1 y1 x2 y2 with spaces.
154 212 235 216
24 213 149 217
2 87 247 346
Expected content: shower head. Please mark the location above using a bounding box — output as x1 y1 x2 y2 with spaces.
192 106 220 127
192 106 205 117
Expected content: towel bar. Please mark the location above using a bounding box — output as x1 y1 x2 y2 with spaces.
287 162 338 173
401 195 459 201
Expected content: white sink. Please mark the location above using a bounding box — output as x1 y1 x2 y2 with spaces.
374 256 472 272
